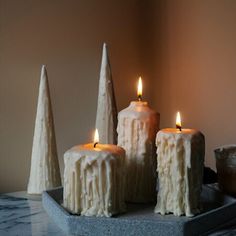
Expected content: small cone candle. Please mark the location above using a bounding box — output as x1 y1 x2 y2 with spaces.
27 65 61 194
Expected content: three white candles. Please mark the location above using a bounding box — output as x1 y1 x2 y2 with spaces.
117 78 160 203
63 130 126 217
155 112 205 217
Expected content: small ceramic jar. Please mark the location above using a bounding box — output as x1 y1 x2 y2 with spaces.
215 145 236 196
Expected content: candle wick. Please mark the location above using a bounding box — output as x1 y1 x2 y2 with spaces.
138 95 142 101
176 125 182 131
94 142 98 148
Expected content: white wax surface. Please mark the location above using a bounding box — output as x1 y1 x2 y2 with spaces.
155 128 205 217
63 143 126 217
27 65 61 195
95 43 117 144
117 101 159 203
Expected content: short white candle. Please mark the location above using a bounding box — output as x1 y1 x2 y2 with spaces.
155 112 205 217
117 77 160 203
63 129 126 217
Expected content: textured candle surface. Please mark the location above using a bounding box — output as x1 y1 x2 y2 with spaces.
117 101 159 203
95 43 117 144
63 144 126 217
27 65 61 194
155 128 205 217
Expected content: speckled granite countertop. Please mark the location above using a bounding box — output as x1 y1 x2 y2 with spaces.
0 191 236 236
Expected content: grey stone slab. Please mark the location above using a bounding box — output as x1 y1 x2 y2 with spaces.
42 185 236 236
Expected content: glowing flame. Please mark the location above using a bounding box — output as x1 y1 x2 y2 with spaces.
94 129 99 144
176 111 182 131
137 77 142 100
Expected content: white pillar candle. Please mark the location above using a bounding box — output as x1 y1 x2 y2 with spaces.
117 78 160 203
63 130 126 217
155 112 205 217
27 65 61 194
95 43 118 144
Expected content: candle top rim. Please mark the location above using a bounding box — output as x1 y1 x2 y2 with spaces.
130 101 148 106
119 101 159 119
68 143 125 155
160 128 200 134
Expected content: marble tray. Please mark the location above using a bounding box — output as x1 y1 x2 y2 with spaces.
42 185 236 236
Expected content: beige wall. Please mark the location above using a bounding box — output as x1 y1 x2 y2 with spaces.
1 0 236 192
0 0 146 192
152 0 236 168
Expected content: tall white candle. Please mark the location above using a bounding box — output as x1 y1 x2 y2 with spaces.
63 130 126 217
95 43 118 144
155 112 205 217
117 78 160 203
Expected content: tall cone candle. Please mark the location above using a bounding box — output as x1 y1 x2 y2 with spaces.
95 43 118 144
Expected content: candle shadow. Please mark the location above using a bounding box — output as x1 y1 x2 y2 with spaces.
200 185 234 213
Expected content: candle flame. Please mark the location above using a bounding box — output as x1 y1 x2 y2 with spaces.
176 111 182 131
137 77 142 100
94 129 99 146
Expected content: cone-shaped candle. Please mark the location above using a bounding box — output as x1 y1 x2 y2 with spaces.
95 43 118 144
27 65 61 194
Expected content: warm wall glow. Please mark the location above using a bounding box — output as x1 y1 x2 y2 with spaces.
94 129 99 144
137 77 142 100
176 111 182 131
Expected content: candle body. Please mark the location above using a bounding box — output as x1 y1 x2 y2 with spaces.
27 66 61 194
155 128 205 217
117 101 159 203
63 144 126 217
95 43 118 144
